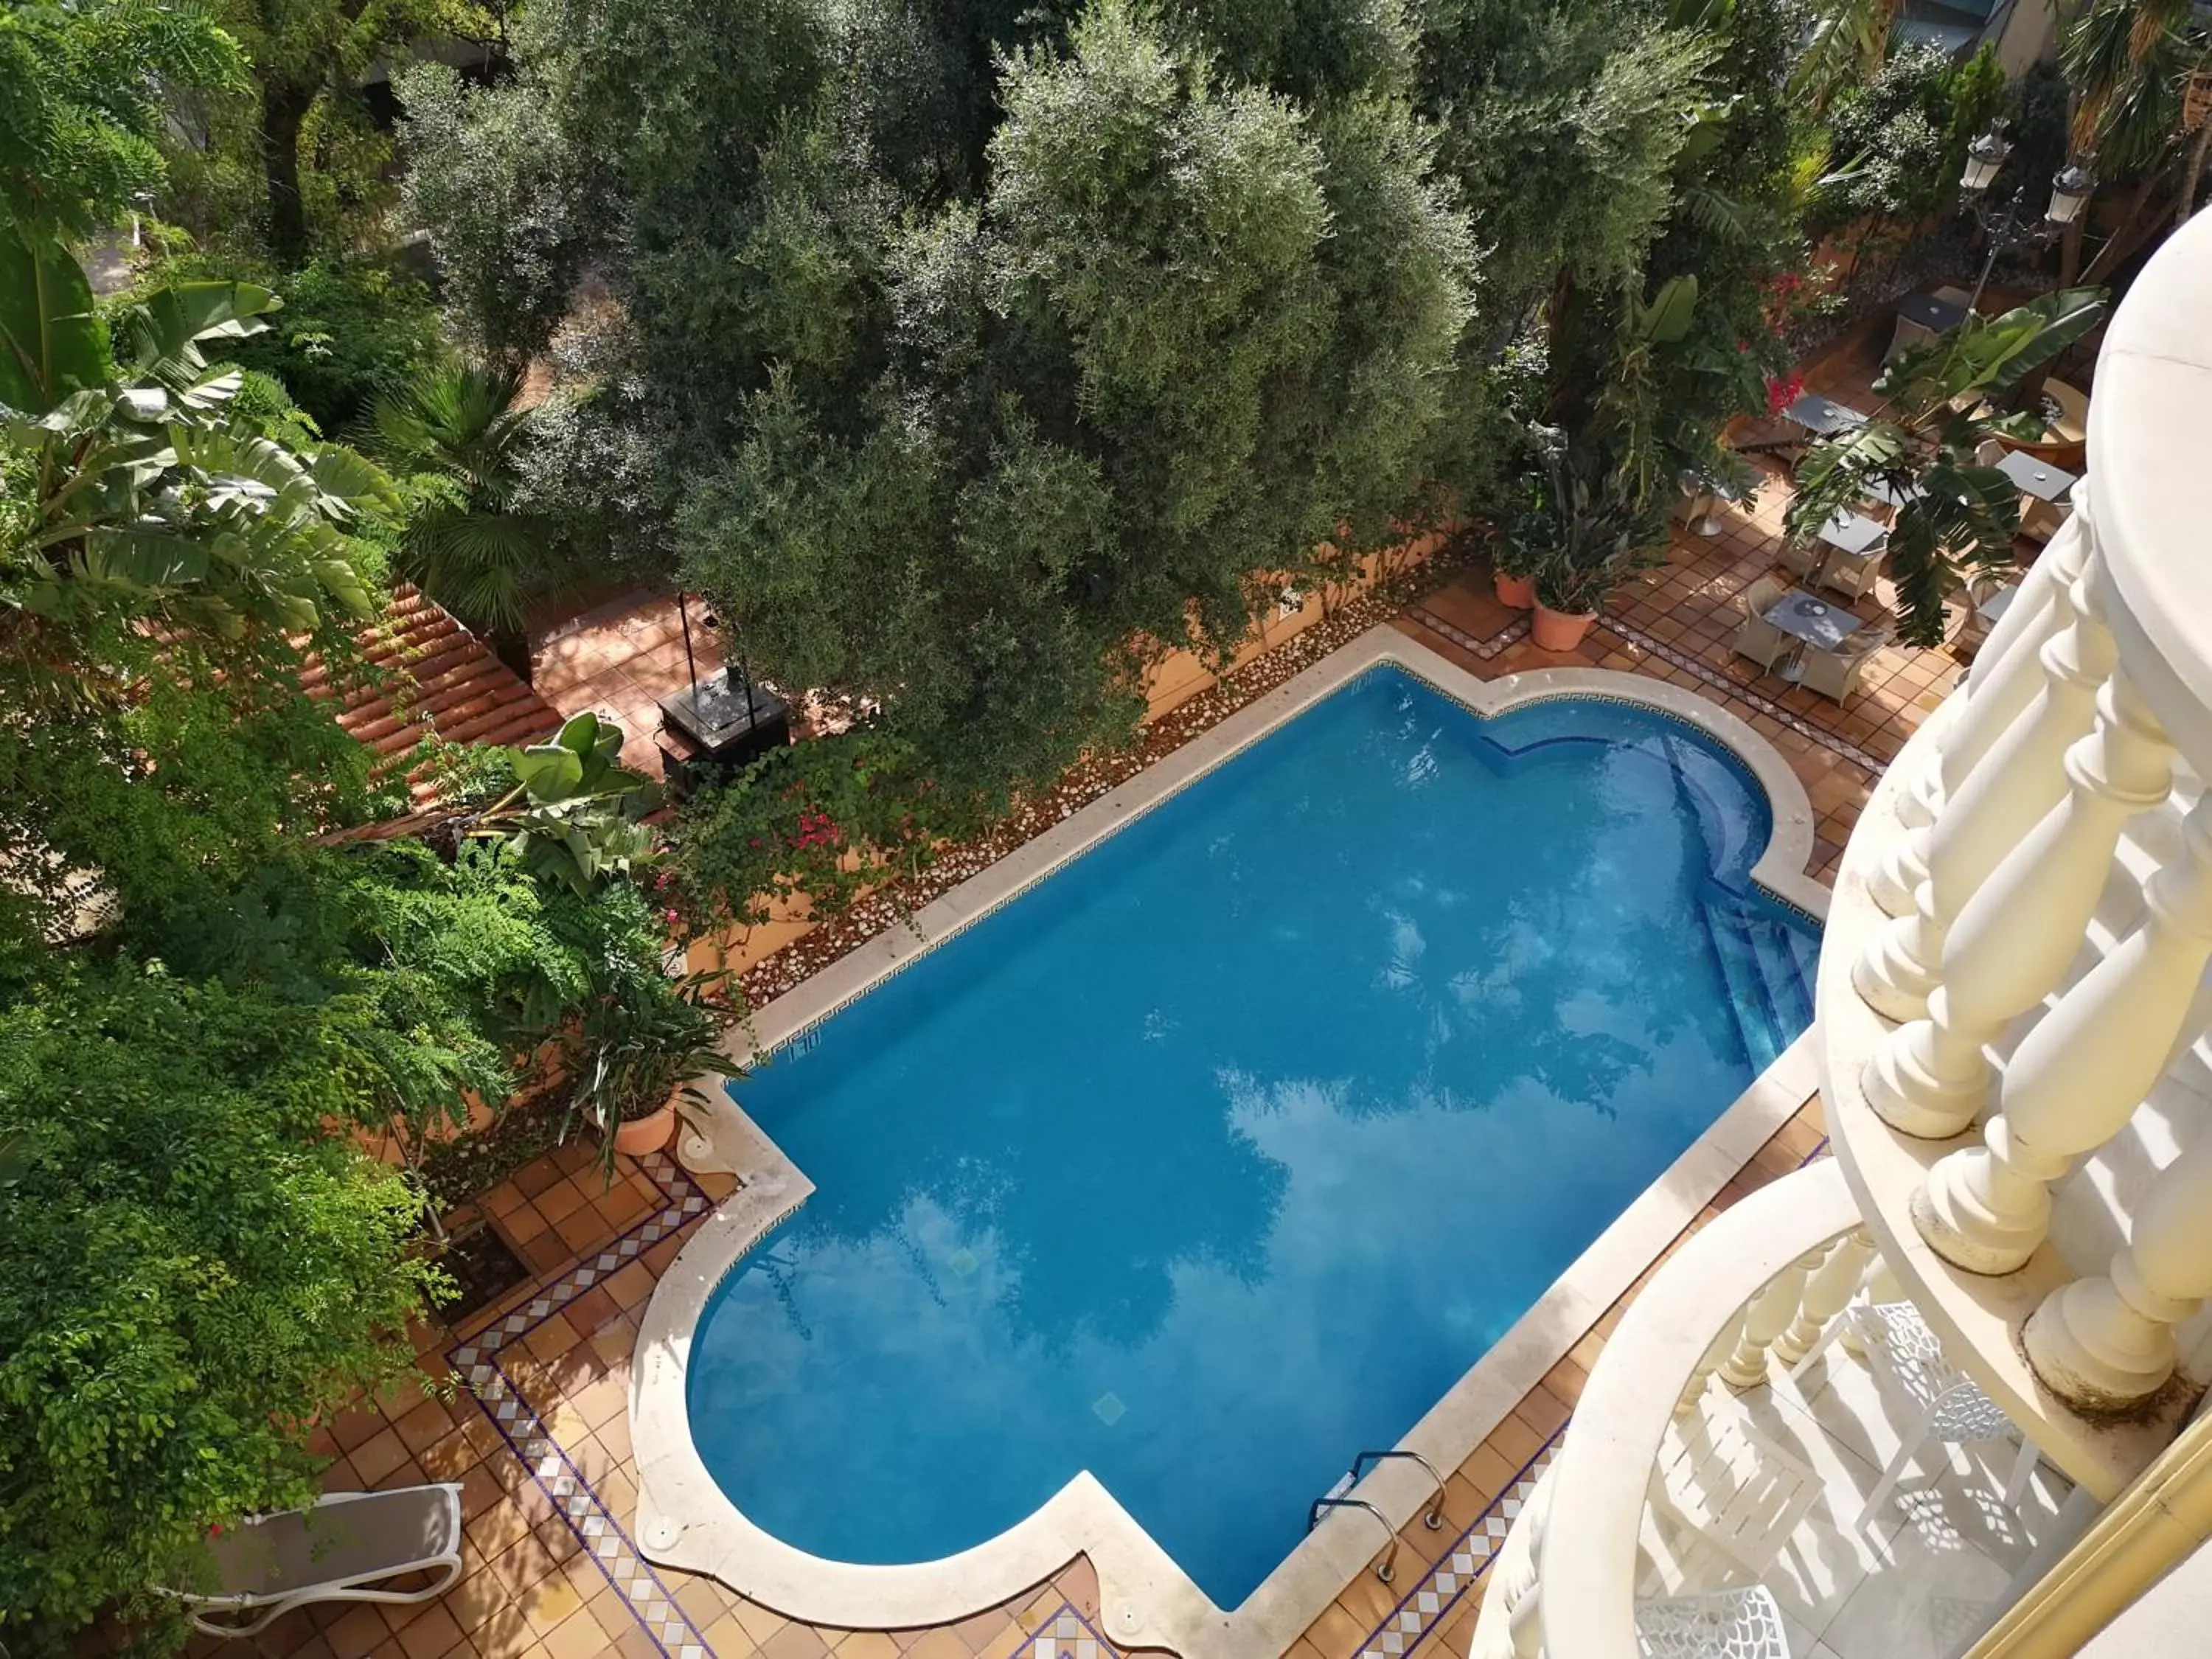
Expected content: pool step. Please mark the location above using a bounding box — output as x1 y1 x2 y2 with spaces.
1701 892 1820 1071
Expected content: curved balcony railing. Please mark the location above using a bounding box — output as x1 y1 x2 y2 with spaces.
1467 1161 1863 1659
1817 209 2212 1502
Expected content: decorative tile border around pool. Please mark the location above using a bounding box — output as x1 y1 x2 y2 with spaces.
449 1151 717 1658
1349 1138 1833 1659
1352 1431 1563 1659
635 627 1830 1659
447 1150 1123 1659
1405 597 1887 777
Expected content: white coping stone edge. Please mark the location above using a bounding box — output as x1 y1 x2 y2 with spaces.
628 625 1829 1659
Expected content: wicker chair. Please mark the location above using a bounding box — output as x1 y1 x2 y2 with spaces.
1732 578 1793 672
1777 535 1826 581
1798 629 1888 706
1817 525 1888 601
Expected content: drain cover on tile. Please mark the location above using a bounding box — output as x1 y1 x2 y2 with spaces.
439 1225 532 1321
1092 1391 1126 1426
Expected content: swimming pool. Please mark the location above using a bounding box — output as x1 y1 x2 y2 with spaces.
681 665 1818 1610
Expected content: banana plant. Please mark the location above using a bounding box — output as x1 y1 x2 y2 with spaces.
1785 288 2107 647
438 712 664 897
1 226 388 680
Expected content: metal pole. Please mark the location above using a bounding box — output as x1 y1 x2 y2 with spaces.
678 591 699 697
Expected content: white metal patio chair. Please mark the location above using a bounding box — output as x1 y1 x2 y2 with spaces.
172 1483 465 1638
1642 1405 1823 1588
1795 1301 2039 1531
1635 1586 1791 1658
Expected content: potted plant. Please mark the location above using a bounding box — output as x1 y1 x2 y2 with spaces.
1491 538 1541 610
563 971 742 1177
1520 445 1668 653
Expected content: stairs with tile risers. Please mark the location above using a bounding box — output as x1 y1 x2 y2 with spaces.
1700 887 1819 1073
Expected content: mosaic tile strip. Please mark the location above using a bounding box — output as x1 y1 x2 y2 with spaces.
449 1150 717 1659
1405 603 1530 661
1346 1139 1833 1658
1353 1430 1563 1659
1595 613 1887 775
1028 1606 1125 1659
1408 588 1887 777
447 1155 1119 1659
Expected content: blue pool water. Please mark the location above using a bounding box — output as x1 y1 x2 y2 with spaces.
686 668 1818 1607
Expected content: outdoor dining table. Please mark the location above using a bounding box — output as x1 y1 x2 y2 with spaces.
1815 508 1886 557
1763 588 1864 681
1896 291 1970 334
1995 449 2078 504
1781 391 1867 438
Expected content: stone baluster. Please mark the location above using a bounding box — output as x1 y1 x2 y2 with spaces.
1914 796 2212 1275
1719 1255 1813 1389
2025 1126 2212 1409
1963 488 2087 698
1502 1467 1554 1659
1773 1230 1876 1366
1674 1326 1736 1419
1877 521 2090 894
1856 550 2113 1029
1867 662 2174 1144
1838 1255 1903 1358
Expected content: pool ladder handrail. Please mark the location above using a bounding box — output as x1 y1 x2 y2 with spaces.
1306 1449 1447 1583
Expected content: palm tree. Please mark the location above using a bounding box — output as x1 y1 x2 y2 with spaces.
369 361 556 681
1788 0 1904 116
2059 0 2208 279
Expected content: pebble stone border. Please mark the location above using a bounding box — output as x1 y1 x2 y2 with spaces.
1405 599 1885 776
447 1151 1120 1659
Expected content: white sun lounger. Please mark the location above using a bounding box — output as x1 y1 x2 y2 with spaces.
175 1483 464 1638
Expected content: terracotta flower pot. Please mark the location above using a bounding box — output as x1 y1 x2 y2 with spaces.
612 1092 680 1156
1494 570 1537 609
1531 603 1596 652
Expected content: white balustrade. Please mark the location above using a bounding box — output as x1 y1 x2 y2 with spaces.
1482 1164 1859 1659
1718 1251 1815 1389
1877 520 2088 895
1867 650 2159 1159
1915 796 2212 1278
1775 1230 1875 1366
2025 1125 2212 1408
1885 517 2087 855
1854 550 2112 1030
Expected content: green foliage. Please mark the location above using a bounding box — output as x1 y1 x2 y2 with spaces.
0 959 448 1649
1807 43 1997 235
1786 290 2107 646
370 358 559 639
1514 435 1669 614
445 712 663 897
2063 0 2199 175
1417 0 1714 330
227 257 447 434
669 726 955 934
560 970 739 1180
394 60 605 361
0 0 246 239
1788 0 1899 116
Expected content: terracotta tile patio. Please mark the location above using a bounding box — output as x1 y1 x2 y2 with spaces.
199 331 2037 1659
